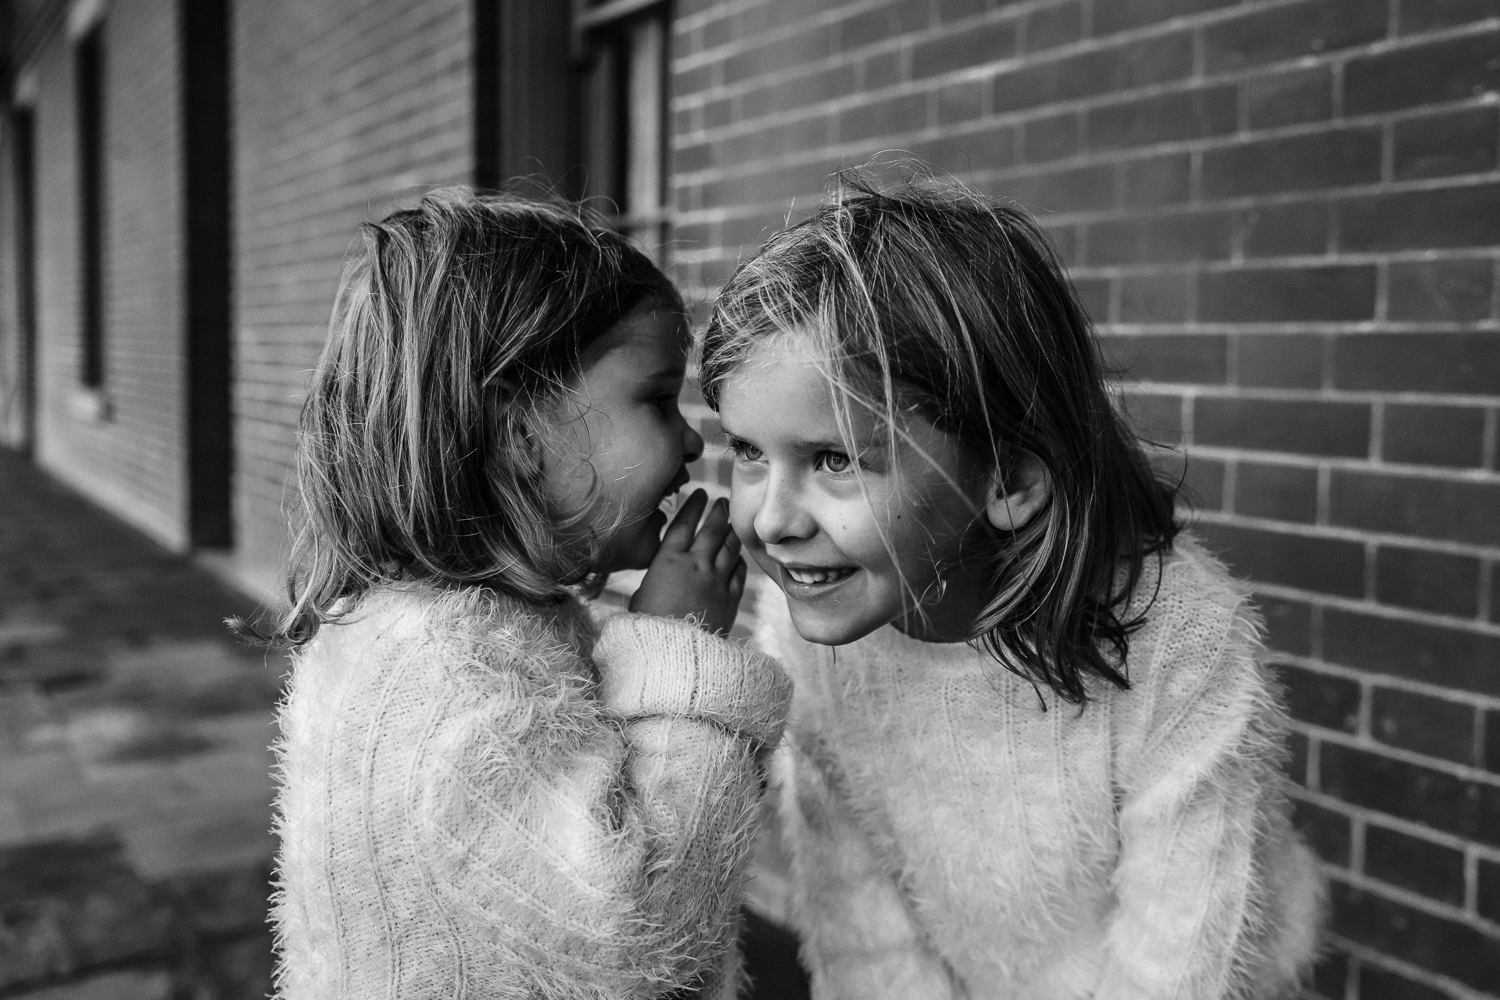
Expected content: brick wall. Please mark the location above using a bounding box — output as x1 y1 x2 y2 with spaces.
24 0 191 548
230 0 474 595
671 2 1500 997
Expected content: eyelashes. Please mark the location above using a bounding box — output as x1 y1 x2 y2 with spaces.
725 435 860 475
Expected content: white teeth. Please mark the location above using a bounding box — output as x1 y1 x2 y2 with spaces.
786 567 852 585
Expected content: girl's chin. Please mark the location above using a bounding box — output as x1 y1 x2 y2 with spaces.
598 508 669 573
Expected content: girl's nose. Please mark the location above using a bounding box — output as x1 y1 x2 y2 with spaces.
681 420 704 465
752 473 813 545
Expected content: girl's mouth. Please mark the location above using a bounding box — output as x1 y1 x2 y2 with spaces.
782 565 856 587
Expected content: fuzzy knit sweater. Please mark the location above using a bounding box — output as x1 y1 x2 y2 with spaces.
755 542 1325 1000
271 584 791 1000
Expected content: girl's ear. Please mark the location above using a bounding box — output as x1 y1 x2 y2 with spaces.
984 453 1051 531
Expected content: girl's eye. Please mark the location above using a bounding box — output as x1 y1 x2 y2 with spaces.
654 394 677 414
728 438 762 462
817 451 853 474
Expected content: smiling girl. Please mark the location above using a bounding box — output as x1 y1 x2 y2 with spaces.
259 190 790 999
702 176 1324 1000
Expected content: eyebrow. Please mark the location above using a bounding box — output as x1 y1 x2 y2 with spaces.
721 424 863 452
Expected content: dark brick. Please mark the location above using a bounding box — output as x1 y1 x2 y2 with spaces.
1375 545 1481 618
839 91 928 142
993 48 1119 113
840 4 931 51
723 24 835 85
1277 662 1361 732
1073 277 1111 322
1194 396 1370 458
1102 333 1225 382
1119 153 1190 207
937 79 986 126
1330 468 1500 547
1488 709 1500 772
1340 182 1500 253
1086 211 1233 266
1204 0 1388 73
913 19 1019 79
1387 259 1494 324
1116 275 1191 323
1117 32 1196 89
1092 0 1239 35
1003 163 1116 213
1235 333 1326 389
1259 594 1313 656
1382 403 1487 469
1394 106 1500 181
1024 1 1083 52
1310 950 1350 999
1360 963 1466 1000
1239 201 1332 259
1234 461 1319 523
910 123 1018 172
1364 824 1466 905
1334 333 1500 395
1322 605 1500 695
1288 729 1311 784
1199 522 1365 596
1087 86 1238 152
1202 128 1382 199
1346 29 1500 115
1022 112 1080 163
1320 742 1500 847
1398 0 1500 33
1481 856 1500 922
1243 65 1334 129
1200 265 1376 323
1119 390 1183 443
1291 795 1353 865
1180 453 1226 510
1330 881 1500 991
863 49 903 89
935 0 990 25
1371 687 1477 765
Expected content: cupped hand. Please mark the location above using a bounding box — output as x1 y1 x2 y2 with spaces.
629 489 747 636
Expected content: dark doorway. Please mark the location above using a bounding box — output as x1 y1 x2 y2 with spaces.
182 0 233 547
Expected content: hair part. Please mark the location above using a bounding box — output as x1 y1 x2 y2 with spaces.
701 169 1180 705
249 187 681 647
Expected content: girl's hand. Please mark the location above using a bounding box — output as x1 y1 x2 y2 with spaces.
629 490 747 636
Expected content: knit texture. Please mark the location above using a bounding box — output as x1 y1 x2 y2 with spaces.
756 541 1325 1000
271 585 792 1000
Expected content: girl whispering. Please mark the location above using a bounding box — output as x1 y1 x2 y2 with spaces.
702 176 1324 1000
259 189 790 999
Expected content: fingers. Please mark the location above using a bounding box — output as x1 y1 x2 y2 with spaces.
728 559 748 599
660 489 709 551
690 496 732 559
714 528 742 576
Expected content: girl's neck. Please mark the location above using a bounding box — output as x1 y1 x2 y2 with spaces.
890 524 993 644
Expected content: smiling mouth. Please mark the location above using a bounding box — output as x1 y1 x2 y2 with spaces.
782 566 857 586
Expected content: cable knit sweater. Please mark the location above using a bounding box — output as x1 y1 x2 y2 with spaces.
271 584 792 1000
755 542 1325 1000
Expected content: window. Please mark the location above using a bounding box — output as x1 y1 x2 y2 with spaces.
75 22 105 388
576 0 670 261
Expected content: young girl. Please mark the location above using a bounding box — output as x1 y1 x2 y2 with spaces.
701 177 1325 1000
260 189 791 999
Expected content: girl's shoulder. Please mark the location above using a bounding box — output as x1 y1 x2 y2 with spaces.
1107 534 1272 717
299 583 596 681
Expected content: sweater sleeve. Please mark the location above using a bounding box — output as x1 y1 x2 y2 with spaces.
1095 583 1324 1000
420 610 791 999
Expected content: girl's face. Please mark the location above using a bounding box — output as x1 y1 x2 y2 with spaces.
540 305 703 573
718 336 993 646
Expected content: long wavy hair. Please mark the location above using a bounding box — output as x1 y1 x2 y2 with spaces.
253 188 680 647
700 172 1179 704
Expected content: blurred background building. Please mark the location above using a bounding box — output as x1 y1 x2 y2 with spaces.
0 0 1498 997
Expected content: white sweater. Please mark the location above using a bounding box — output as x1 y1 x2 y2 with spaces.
756 543 1325 1000
271 584 791 1000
